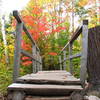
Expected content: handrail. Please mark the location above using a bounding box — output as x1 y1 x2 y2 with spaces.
13 10 42 82
21 49 42 64
60 26 82 53
59 20 88 88
59 52 81 64
13 10 40 52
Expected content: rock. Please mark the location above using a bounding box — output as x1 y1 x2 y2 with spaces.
70 92 83 100
88 95 100 100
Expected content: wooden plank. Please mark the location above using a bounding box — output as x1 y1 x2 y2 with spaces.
59 56 62 70
39 56 42 71
80 20 88 87
13 10 40 52
70 26 82 44
36 51 40 72
61 42 69 53
63 50 67 70
38 70 67 73
8 83 82 96
60 53 81 64
25 96 70 100
61 26 82 53
13 10 22 23
69 53 81 59
69 43 73 74
13 22 23 82
32 45 37 73
16 71 81 85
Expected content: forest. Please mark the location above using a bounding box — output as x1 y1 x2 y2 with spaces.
0 0 100 99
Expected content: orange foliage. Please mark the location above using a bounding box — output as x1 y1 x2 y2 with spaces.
48 52 57 56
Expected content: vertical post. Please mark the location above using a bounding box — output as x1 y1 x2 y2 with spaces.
69 43 73 74
36 51 40 72
32 45 37 73
80 20 88 87
39 56 42 71
13 22 23 82
63 50 67 70
59 56 62 70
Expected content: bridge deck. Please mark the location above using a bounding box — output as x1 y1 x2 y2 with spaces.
8 70 82 99
16 70 81 85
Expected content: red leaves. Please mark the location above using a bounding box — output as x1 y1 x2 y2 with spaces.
19 4 67 67
53 26 66 33
22 61 32 66
21 56 32 66
32 6 42 15
22 57 30 60
48 52 57 56
21 40 32 50
23 15 35 26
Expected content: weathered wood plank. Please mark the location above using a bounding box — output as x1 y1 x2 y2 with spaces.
80 20 88 87
63 51 67 70
32 45 37 73
69 53 81 59
16 71 81 85
70 26 82 44
69 43 73 74
60 53 81 64
59 56 62 70
13 10 40 52
8 83 82 96
13 11 22 23
61 26 82 52
13 22 23 82
37 51 40 72
39 56 42 71
25 96 70 100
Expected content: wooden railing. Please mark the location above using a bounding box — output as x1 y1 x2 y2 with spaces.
13 11 42 82
59 20 88 87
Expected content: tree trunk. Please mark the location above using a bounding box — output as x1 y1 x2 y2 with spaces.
87 26 100 90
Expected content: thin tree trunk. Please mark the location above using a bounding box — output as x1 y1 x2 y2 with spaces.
72 0 74 33
96 0 100 24
1 15 9 64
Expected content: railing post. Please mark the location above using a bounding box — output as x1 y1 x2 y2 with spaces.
63 50 66 70
37 51 40 72
32 45 37 73
13 22 23 82
69 43 73 74
39 56 42 71
59 56 62 70
80 20 88 87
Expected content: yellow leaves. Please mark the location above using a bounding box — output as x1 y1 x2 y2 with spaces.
78 0 88 7
8 45 14 50
27 0 52 7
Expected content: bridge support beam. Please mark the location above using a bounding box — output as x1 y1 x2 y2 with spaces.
13 22 23 82
80 20 88 87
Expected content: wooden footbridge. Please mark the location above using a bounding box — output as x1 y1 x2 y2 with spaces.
7 11 100 100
